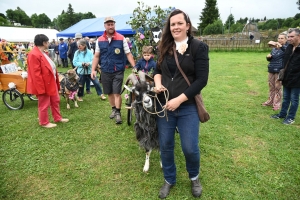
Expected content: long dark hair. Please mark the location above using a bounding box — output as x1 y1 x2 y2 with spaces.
157 9 193 67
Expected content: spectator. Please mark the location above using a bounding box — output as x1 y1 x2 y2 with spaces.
271 28 300 125
26 34 69 128
91 16 136 124
49 40 56 60
69 33 91 94
262 33 288 110
73 39 106 101
58 38 68 68
16 42 25 62
54 41 62 67
84 36 91 50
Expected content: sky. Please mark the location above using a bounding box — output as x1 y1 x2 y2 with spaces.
0 0 298 28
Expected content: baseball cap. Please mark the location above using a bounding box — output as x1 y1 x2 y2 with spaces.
75 33 82 39
104 16 115 23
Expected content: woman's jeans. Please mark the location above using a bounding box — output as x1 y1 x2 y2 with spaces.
156 104 200 185
78 74 103 97
279 86 300 119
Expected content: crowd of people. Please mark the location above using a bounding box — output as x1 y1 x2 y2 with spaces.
3 8 298 199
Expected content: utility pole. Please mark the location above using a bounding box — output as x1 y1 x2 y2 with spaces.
229 7 232 34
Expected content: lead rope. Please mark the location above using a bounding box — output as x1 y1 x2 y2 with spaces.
142 88 169 121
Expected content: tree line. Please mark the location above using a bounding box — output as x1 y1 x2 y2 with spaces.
0 4 95 30
198 0 300 35
0 1 299 36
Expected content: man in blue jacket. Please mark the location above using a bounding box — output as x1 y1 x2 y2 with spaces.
58 38 68 68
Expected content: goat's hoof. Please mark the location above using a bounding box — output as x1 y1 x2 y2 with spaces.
143 166 149 172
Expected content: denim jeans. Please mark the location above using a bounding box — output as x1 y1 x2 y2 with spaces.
279 86 300 120
78 74 103 97
156 103 200 185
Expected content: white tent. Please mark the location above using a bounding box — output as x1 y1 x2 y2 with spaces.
0 27 59 43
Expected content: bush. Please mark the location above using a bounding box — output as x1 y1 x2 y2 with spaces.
203 19 223 35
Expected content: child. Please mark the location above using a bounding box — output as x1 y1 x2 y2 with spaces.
133 46 156 74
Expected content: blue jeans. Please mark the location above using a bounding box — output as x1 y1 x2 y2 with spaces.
78 74 103 97
156 104 200 185
279 86 300 120
86 79 91 92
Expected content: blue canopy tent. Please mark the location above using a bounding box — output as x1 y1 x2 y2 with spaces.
56 13 135 38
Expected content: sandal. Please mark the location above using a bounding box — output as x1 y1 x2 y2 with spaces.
261 101 272 106
273 104 281 111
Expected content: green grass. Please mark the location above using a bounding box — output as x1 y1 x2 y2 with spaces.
1 52 299 199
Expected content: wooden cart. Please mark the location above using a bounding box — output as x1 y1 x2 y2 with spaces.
0 70 37 110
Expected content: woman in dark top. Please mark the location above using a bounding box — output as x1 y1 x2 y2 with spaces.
153 9 209 199
262 33 288 110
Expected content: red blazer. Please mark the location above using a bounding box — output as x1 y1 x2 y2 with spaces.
26 46 60 96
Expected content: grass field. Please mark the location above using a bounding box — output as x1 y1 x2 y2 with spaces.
0 52 299 199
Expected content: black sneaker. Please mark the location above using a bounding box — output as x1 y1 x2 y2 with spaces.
115 113 122 124
282 118 295 125
109 109 116 119
270 114 285 119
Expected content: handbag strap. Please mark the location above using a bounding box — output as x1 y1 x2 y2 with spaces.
173 45 191 86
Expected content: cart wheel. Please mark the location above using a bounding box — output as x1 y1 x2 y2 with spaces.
127 91 133 126
27 94 38 101
2 89 24 110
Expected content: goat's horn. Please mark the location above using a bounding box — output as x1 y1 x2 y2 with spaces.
138 71 146 82
125 73 139 86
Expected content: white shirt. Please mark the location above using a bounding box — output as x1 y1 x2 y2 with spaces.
43 52 56 80
95 37 130 54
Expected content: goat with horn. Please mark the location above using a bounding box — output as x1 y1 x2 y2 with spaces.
123 71 162 172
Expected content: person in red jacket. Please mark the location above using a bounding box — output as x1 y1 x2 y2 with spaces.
27 34 69 128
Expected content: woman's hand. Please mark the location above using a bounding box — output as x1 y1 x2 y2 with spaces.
153 85 166 93
164 94 188 111
164 98 181 111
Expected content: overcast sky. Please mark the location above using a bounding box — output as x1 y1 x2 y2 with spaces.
0 0 298 27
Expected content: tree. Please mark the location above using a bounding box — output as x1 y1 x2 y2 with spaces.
31 13 51 28
297 1 300 10
282 17 294 28
291 18 300 28
5 7 31 26
0 13 6 19
294 13 300 20
198 0 220 34
54 4 96 31
236 17 248 25
230 22 244 33
262 19 278 30
65 4 77 27
127 1 172 58
0 16 9 26
202 19 223 35
224 13 235 31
